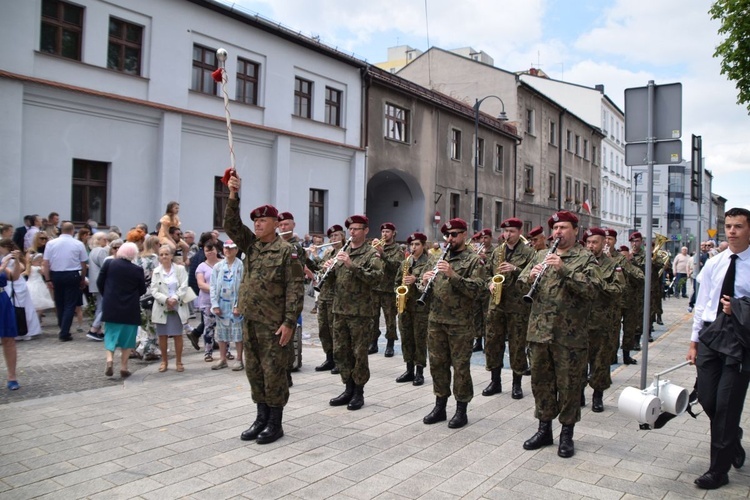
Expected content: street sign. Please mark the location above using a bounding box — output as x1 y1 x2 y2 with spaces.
625 83 683 143
625 140 682 166
707 228 717 238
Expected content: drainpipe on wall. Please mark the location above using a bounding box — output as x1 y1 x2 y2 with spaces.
558 109 566 212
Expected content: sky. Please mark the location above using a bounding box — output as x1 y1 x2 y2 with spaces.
232 0 750 212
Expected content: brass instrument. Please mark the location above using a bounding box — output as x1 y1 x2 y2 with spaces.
371 238 385 249
417 244 451 306
603 242 611 256
519 235 529 246
522 237 561 303
491 241 507 305
652 233 670 277
313 237 352 292
395 257 412 314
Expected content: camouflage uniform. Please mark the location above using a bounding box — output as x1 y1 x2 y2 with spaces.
395 252 431 368
585 253 624 391
223 198 305 408
622 247 646 350
426 249 485 402
330 244 384 386
485 242 535 374
518 245 601 425
608 252 644 359
372 242 404 344
285 235 314 373
314 247 338 356
472 245 492 343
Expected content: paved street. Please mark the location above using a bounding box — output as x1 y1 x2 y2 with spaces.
1 296 749 499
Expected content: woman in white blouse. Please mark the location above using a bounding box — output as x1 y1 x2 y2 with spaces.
150 245 190 372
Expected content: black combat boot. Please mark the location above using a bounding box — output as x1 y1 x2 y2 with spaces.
315 351 335 372
331 365 340 375
396 362 415 383
580 388 586 407
448 401 468 428
622 350 637 365
287 371 293 388
482 368 502 396
413 366 425 386
558 424 575 458
423 396 448 424
656 314 664 325
633 335 642 351
330 379 355 406
368 339 378 354
511 373 523 399
347 385 365 411
523 420 553 450
592 390 604 413
384 339 395 357
240 403 269 441
256 406 284 444
472 337 483 352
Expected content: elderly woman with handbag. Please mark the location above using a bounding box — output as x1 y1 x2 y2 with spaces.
150 245 195 372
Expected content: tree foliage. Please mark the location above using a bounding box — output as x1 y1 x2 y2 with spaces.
710 0 750 114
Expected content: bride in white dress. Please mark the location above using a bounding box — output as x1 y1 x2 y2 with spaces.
26 253 55 312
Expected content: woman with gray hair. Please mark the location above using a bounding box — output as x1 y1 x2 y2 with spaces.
97 242 147 378
86 232 109 341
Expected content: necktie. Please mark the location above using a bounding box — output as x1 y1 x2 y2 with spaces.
717 254 738 315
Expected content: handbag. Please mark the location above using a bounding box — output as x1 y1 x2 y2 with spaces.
183 287 198 304
10 280 28 336
140 293 155 310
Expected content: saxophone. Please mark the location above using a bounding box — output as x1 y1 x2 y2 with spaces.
491 241 507 305
396 257 411 314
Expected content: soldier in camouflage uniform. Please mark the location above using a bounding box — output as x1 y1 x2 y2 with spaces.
582 228 624 412
224 175 305 445
519 211 601 458
311 225 345 374
471 229 493 353
484 218 535 399
369 223 404 357
394 232 432 386
603 230 644 366
327 215 384 410
622 232 646 361
421 218 485 429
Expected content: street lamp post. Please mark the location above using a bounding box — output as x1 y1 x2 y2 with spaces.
632 172 642 231
473 96 508 232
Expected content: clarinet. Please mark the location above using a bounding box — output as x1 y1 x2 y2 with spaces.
313 237 352 292
522 237 561 304
416 243 451 306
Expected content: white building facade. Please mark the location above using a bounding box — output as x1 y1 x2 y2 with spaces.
0 0 366 236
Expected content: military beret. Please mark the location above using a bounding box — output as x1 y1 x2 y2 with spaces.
547 234 554 241
629 231 642 241
547 210 578 228
603 228 618 238
406 232 427 244
250 204 279 221
528 226 544 238
441 218 468 234
345 215 369 228
619 245 630 252
500 218 523 229
582 227 606 241
380 222 396 231
472 231 482 240
480 228 493 237
326 224 344 237
277 211 294 222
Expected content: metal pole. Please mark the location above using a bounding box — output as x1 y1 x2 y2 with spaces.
641 80 655 390
473 99 480 232
696 137 702 276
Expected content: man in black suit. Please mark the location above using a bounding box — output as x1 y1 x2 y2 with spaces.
687 207 750 490
12 215 32 250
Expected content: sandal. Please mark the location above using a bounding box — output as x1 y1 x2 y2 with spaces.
204 354 213 362
159 362 168 372
176 363 184 373
226 352 235 361
105 362 114 377
120 370 131 378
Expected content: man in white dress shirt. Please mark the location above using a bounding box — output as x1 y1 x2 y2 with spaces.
686 207 750 490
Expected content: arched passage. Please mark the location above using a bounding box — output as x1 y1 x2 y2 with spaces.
366 169 426 238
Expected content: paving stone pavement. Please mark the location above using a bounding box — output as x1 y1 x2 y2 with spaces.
1 296 749 499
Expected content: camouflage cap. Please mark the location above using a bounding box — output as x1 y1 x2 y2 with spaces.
326 224 344 237
250 204 279 221
440 218 468 234
547 210 578 228
380 222 396 231
277 211 294 222
345 215 369 228
406 232 427 244
500 218 523 229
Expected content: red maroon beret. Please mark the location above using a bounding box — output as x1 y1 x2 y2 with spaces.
345 215 369 228
380 222 396 231
326 224 344 237
582 227 606 241
500 218 523 229
441 218 468 234
479 228 492 237
619 245 630 252
547 210 579 228
528 226 544 238
603 228 618 238
629 231 642 241
406 232 427 244
472 231 482 240
277 212 294 222
250 204 279 221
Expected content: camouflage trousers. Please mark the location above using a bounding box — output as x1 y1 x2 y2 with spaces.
586 328 613 391
333 314 371 386
485 309 529 374
427 322 474 403
529 342 587 425
372 291 398 342
472 292 489 339
243 321 289 407
316 298 334 354
622 293 644 350
651 282 662 317
398 309 428 367
611 307 624 359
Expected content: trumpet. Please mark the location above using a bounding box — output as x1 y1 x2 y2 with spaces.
522 237 561 304
491 241 507 305
313 237 352 292
371 238 385 249
396 257 412 314
417 244 451 306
